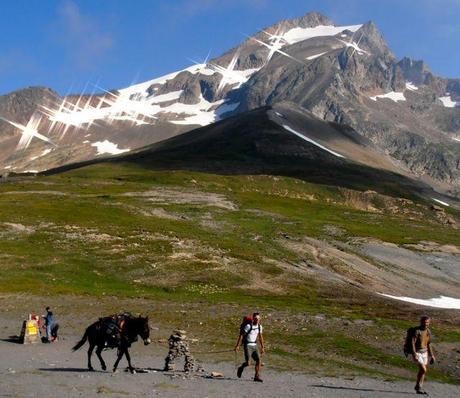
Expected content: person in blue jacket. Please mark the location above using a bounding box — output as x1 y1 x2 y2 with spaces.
44 307 55 342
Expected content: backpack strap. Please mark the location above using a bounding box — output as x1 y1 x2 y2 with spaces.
244 324 262 344
243 324 251 341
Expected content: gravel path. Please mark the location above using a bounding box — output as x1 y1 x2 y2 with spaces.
1 337 458 398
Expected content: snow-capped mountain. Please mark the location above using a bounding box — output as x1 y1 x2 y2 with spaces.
0 12 459 196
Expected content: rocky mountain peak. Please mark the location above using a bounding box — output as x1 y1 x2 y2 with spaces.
289 11 334 28
358 21 395 60
396 57 433 85
0 86 58 128
260 12 334 37
1 11 459 195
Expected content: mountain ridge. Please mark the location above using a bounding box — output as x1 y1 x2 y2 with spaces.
0 11 459 196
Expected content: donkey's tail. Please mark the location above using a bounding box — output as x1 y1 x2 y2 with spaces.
72 328 89 351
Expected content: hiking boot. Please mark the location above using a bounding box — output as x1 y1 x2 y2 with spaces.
415 386 427 395
253 376 263 383
237 365 244 378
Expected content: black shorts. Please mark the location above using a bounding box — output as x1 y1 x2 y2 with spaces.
244 344 260 364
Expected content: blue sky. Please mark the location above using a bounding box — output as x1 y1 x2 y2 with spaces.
0 0 459 95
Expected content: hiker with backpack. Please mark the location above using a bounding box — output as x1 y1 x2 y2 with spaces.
404 316 436 395
234 312 265 383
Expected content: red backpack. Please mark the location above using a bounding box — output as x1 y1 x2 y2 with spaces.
239 315 261 340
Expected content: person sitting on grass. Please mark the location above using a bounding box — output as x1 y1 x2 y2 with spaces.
234 312 265 383
412 315 436 395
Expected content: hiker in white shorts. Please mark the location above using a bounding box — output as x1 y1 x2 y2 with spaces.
411 316 436 395
234 312 265 382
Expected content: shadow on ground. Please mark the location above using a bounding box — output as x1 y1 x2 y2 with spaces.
38 367 104 373
1 336 23 344
310 384 414 395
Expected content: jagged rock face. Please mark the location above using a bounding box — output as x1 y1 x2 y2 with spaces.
447 80 460 102
0 87 57 134
0 12 459 195
397 57 433 86
223 20 460 190
155 71 204 104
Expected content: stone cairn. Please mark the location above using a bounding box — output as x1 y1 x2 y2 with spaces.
163 329 196 372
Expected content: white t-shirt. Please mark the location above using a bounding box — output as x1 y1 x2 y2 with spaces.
244 323 262 346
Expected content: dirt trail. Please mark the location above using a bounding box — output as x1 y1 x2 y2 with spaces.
1 295 459 397
1 336 459 397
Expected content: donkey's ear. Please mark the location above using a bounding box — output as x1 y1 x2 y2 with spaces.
146 316 149 320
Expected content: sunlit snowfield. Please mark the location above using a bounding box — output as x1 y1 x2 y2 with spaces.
380 294 460 309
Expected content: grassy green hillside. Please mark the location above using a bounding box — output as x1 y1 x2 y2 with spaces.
0 162 459 382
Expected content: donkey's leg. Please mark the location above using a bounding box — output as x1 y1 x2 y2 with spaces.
95 345 107 371
87 343 95 371
124 348 135 373
113 347 124 372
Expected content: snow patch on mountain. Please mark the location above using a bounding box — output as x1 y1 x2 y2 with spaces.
370 92 406 103
49 90 184 127
119 64 214 99
208 63 260 91
306 52 327 60
282 24 362 44
405 82 418 91
51 88 241 129
439 95 459 108
108 115 151 125
281 124 345 158
150 90 183 104
338 39 368 55
44 61 257 131
379 294 460 309
432 198 450 207
228 67 260 89
169 95 239 126
30 148 53 161
91 140 130 155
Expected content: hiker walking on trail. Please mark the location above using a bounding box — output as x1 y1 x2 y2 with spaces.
234 312 265 382
410 316 436 395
